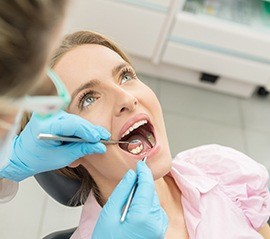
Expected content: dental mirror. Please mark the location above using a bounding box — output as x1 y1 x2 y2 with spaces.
127 139 144 155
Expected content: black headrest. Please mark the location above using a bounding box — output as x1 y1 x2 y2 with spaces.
34 171 82 206
42 227 77 239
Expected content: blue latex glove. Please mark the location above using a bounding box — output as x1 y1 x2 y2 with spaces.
0 111 110 182
92 161 168 239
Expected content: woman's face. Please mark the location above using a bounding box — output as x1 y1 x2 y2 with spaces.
54 44 172 190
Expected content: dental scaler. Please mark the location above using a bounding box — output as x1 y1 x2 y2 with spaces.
120 155 148 222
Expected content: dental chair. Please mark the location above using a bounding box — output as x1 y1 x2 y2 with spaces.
34 171 82 239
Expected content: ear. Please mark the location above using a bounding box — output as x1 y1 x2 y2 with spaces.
69 158 83 168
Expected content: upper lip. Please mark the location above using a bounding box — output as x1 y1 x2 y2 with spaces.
118 113 150 140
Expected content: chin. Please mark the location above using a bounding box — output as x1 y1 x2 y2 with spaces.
148 145 172 180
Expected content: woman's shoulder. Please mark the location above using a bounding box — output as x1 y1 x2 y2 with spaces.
173 144 270 230
173 144 268 181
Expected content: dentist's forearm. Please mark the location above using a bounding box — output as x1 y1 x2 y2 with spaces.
0 178 18 203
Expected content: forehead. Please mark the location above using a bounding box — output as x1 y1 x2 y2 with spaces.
54 45 127 91
55 44 125 74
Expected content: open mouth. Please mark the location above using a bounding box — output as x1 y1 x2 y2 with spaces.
119 120 156 155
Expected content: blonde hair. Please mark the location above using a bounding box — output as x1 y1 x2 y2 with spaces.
50 31 131 67
0 0 68 101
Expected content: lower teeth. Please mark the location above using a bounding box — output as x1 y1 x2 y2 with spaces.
122 132 155 155
130 144 143 154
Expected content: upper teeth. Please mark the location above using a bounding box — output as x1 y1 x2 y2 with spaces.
121 120 147 138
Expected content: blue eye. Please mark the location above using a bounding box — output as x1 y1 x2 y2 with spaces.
120 67 137 84
82 95 97 108
79 91 99 109
121 74 132 84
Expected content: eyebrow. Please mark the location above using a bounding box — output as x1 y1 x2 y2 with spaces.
112 62 129 78
70 79 100 104
70 63 131 105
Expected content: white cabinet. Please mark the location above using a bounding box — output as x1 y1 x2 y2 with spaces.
65 0 169 59
162 1 270 89
64 0 270 97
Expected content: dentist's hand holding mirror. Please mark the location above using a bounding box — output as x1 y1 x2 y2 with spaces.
0 110 110 182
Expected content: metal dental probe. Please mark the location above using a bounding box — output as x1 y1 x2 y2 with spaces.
120 155 148 223
37 133 133 145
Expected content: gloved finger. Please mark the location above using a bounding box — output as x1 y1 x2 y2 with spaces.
50 113 110 142
130 161 155 211
152 191 161 208
104 169 137 214
63 142 107 160
42 142 108 170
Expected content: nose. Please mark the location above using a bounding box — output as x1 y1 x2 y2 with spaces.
113 87 138 116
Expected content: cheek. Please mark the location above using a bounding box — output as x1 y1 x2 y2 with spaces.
70 103 112 131
140 86 172 178
140 85 162 114
81 149 136 182
141 87 165 133
82 112 108 128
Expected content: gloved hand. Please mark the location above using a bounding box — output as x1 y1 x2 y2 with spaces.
0 111 110 182
92 161 168 239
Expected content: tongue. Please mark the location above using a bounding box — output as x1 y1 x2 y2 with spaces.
126 134 151 154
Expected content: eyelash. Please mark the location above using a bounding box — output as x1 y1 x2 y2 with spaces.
78 67 137 110
78 90 99 110
119 67 137 84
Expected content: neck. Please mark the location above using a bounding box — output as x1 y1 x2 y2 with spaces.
155 175 182 215
155 175 189 238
